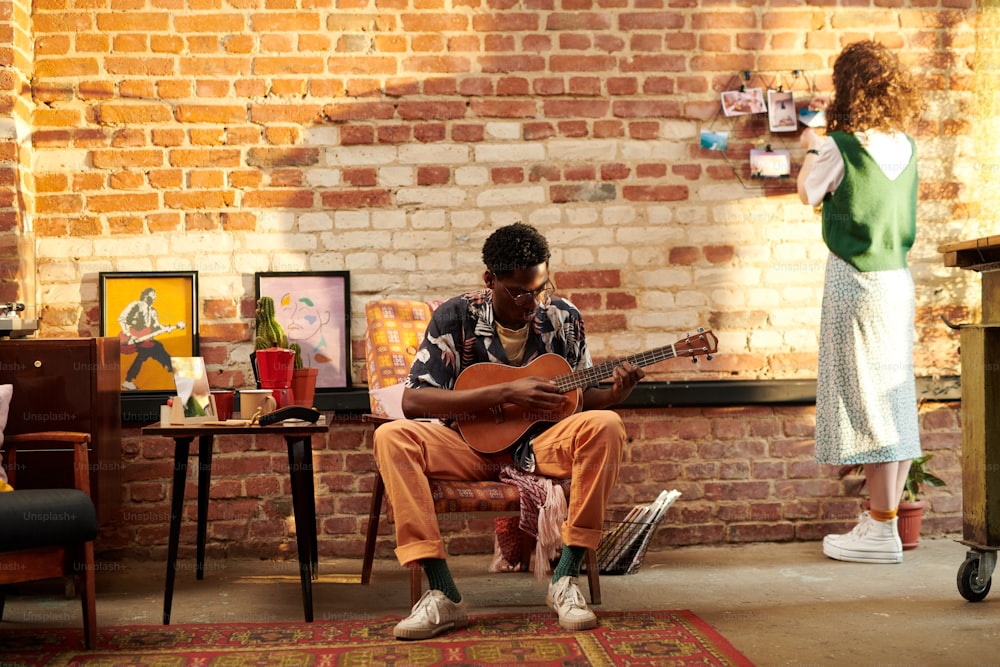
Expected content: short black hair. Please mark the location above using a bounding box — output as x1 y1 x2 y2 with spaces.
481 223 551 277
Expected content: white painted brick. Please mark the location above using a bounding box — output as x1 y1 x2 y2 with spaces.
36 238 93 260
527 207 564 227
331 210 367 229
635 268 692 288
381 252 417 271
660 120 699 141
548 226 614 248
33 149 89 172
455 166 489 186
398 144 469 165
305 169 340 187
170 232 236 255
785 329 818 351
614 225 683 245
304 126 340 146
93 237 160 257
476 186 544 207
716 330 749 352
320 230 392 251
646 205 674 224
564 208 598 226
393 231 451 250
621 139 686 162
750 329 784 349
640 290 677 309
474 143 546 163
343 252 380 270
632 310 702 331
270 255 310 272
695 268 761 287
372 210 407 229
675 290 709 307
257 211 296 232
601 205 637 226
709 289 745 307
308 253 347 271
378 166 413 187
545 139 616 162
411 210 447 229
299 212 335 232
397 187 468 207
417 251 453 271
450 209 486 229
562 247 595 266
772 243 807 262
192 255 233 274
598 245 629 265
485 122 521 140
233 254 272 274
326 145 397 166
746 288 780 307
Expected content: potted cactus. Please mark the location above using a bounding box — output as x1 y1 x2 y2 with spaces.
254 296 295 390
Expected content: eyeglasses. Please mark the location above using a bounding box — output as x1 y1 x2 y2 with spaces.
498 279 556 307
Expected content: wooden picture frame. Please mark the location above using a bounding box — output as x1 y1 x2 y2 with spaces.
99 271 199 394
254 271 352 390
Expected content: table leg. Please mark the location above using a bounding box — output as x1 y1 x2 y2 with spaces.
164 436 192 625
286 434 317 622
196 434 214 581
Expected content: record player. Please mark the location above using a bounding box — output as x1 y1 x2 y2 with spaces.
0 302 38 338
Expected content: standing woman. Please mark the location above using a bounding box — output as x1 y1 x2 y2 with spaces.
797 40 925 564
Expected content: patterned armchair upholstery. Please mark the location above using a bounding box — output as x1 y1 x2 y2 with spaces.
360 299 600 607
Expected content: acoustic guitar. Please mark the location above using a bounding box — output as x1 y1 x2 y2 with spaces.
120 321 186 355
454 329 718 454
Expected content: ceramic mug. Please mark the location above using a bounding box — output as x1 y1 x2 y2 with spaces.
211 390 235 421
239 389 277 420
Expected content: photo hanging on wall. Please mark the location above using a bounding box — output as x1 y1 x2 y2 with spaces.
767 90 797 132
99 271 199 394
750 148 791 179
720 87 767 117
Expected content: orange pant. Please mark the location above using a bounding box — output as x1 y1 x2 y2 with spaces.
372 411 625 566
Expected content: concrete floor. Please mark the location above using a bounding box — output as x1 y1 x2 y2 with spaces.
2 537 999 666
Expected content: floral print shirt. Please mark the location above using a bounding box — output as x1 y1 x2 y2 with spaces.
407 289 593 391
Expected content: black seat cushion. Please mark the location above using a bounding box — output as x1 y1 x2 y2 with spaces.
0 489 97 552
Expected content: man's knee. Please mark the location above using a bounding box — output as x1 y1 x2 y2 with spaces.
585 410 626 459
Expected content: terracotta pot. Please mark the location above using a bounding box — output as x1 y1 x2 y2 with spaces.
291 367 319 408
897 499 927 550
256 348 295 389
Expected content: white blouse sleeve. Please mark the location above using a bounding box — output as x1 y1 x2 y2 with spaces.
802 137 844 207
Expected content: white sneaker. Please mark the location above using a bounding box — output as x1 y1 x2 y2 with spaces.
547 576 597 631
122 380 137 391
393 590 468 640
823 512 902 564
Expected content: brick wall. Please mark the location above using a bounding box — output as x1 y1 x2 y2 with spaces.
1 1 987 559
104 402 961 562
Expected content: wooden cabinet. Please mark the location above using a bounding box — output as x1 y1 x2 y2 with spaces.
0 337 121 525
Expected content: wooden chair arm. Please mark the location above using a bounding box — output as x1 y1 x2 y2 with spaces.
3 432 92 494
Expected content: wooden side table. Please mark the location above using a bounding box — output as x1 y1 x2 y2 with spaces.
141 420 329 623
939 235 1000 601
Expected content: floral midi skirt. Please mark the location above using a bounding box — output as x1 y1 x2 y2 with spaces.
814 253 922 465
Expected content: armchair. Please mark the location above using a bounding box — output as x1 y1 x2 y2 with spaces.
358 300 601 607
0 419 98 648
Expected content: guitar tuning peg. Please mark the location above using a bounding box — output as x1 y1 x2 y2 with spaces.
697 327 704 333
706 355 714 361
691 357 698 363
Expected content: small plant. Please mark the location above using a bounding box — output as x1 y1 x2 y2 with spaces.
901 454 947 502
255 296 288 350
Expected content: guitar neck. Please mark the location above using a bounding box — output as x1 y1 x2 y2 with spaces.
552 346 678 393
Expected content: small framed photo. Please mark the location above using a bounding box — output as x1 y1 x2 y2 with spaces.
700 129 729 151
99 271 199 393
255 271 352 390
721 88 766 117
767 90 797 132
750 148 792 179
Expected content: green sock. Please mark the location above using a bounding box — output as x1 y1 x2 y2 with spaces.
552 545 587 583
421 558 461 603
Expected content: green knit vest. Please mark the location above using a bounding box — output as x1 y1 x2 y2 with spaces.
822 131 918 272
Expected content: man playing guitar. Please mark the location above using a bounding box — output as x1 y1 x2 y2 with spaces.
374 223 645 640
117 288 182 390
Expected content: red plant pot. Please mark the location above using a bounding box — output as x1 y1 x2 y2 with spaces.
897 499 926 550
256 348 295 389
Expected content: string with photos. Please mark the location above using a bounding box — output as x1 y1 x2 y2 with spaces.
705 69 816 191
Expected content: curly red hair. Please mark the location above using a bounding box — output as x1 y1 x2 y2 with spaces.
825 40 924 134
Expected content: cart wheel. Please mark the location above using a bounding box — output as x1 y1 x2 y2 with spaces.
957 556 992 602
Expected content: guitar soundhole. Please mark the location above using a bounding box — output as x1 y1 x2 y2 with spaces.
489 405 505 424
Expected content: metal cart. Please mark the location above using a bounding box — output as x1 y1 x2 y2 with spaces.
940 236 1000 602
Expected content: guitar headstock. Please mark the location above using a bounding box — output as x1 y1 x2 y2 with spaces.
674 329 718 361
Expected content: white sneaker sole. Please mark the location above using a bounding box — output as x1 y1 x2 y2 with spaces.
546 595 597 631
823 542 902 564
394 616 468 641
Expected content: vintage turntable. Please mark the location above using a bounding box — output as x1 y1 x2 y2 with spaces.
0 302 38 338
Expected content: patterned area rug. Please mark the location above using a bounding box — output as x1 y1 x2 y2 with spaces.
0 610 754 666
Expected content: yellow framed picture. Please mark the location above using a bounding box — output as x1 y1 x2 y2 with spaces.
99 271 198 394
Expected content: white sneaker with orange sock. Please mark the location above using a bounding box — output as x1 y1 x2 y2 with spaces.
823 511 902 564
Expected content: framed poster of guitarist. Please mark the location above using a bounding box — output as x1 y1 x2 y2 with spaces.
99 271 198 392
